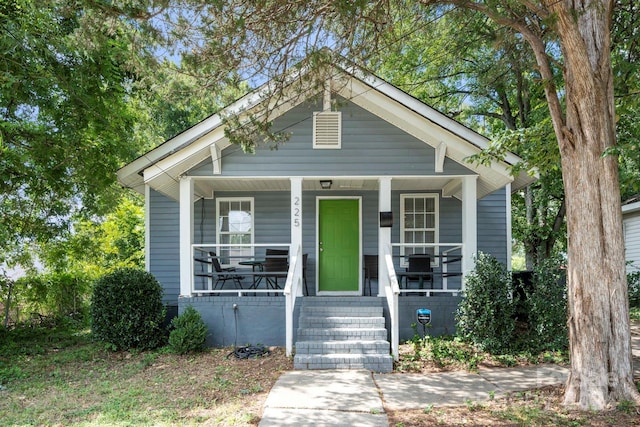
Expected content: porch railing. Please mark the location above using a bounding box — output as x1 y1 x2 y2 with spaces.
390 243 464 296
190 243 292 296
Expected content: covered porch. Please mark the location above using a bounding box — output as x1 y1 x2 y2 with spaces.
173 174 481 359
177 174 479 299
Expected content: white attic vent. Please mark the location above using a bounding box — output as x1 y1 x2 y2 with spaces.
313 111 342 149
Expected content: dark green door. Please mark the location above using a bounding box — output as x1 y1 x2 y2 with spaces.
318 199 360 293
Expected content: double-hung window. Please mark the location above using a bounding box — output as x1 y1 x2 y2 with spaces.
400 194 439 266
216 198 254 266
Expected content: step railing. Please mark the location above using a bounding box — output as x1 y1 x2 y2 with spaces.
383 243 400 360
284 244 302 357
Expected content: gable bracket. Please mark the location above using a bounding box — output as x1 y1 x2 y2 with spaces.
210 143 222 175
435 141 447 173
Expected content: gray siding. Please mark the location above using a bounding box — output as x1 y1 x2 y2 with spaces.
149 95 509 306
477 188 508 265
149 189 180 304
193 191 292 246
189 97 474 177
624 212 640 272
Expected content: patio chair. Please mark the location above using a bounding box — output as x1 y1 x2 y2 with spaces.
263 248 289 290
363 255 378 296
194 251 244 290
403 254 433 291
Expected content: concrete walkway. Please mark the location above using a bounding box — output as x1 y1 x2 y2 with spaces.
260 326 640 426
259 365 569 426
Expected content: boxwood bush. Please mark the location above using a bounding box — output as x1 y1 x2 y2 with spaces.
91 268 166 351
456 252 516 354
168 306 208 354
527 257 568 351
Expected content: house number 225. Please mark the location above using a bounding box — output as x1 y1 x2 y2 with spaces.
293 196 301 227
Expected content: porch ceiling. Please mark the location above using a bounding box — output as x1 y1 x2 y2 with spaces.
189 176 463 198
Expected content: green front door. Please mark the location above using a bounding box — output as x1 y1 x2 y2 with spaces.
318 199 360 293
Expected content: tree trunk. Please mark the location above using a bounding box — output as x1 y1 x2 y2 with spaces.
548 0 640 409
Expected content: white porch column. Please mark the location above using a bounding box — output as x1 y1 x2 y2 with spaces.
461 176 478 288
179 176 194 297
290 177 303 297
378 177 392 297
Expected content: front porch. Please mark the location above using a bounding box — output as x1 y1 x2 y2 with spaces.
177 175 480 298
175 175 480 360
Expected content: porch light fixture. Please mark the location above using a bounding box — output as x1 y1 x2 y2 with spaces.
320 180 333 189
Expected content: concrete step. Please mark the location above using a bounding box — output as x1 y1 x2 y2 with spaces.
296 340 390 355
295 297 391 372
293 353 393 373
297 327 388 341
300 296 382 305
300 306 383 317
298 316 385 329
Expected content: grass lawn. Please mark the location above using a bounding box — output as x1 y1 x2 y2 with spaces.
1 325 638 426
0 327 291 426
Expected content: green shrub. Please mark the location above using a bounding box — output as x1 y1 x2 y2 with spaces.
168 306 208 354
5 272 91 327
628 271 640 308
456 252 516 354
91 268 166 351
527 257 568 351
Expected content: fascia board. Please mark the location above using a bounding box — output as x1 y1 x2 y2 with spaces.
144 127 228 183
623 201 640 215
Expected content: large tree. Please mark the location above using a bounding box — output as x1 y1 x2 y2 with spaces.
160 0 638 409
0 0 163 267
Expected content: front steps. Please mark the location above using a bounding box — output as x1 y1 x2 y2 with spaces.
293 297 393 372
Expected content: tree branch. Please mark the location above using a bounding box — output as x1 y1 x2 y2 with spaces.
418 0 567 145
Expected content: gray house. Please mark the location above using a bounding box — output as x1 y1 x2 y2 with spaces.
118 61 533 371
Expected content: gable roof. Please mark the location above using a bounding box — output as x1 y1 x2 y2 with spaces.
118 58 535 200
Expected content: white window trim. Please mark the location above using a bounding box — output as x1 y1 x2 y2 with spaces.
216 197 255 266
400 193 440 268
